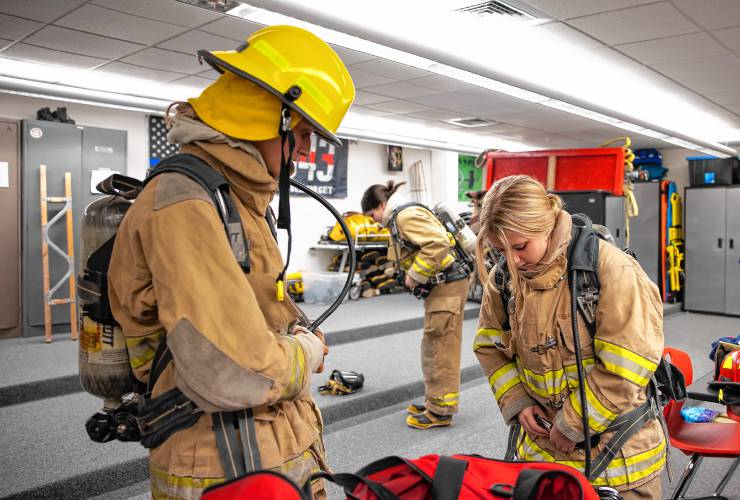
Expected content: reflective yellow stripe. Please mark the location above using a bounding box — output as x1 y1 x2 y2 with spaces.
516 430 666 487
125 330 164 370
283 337 306 398
564 358 595 389
519 366 569 398
473 327 503 351
412 262 435 278
253 39 289 70
429 392 460 407
150 462 224 499
489 362 520 399
440 254 455 268
414 256 435 273
595 339 658 387
568 376 617 432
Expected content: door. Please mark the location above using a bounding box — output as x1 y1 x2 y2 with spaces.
685 188 726 313
0 120 20 338
631 182 660 285
81 126 127 228
605 196 626 250
725 188 740 315
22 120 82 336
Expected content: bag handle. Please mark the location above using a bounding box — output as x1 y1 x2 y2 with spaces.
306 471 399 500
431 456 467 500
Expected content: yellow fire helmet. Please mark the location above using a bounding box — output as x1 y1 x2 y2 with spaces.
193 25 355 147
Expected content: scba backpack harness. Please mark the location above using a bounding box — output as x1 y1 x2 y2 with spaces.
495 214 686 480
79 153 278 477
386 202 473 299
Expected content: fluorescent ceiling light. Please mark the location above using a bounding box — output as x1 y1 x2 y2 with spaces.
242 0 739 157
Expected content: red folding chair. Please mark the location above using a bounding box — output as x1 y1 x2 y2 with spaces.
663 347 740 500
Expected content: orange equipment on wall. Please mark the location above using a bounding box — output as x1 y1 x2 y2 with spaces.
482 147 626 195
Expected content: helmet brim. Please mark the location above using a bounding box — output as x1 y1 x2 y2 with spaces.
198 49 343 149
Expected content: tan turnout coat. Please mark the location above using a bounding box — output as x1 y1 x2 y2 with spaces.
475 227 666 491
108 142 327 499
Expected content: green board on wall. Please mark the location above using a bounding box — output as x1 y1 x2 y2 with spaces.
458 154 483 201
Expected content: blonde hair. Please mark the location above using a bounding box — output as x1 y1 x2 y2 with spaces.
476 175 562 292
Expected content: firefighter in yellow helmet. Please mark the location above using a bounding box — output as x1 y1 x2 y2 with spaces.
108 26 354 499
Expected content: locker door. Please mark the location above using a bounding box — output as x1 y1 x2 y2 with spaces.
0 120 20 338
725 188 740 315
22 120 82 336
631 182 660 285
605 196 626 249
685 188 726 313
81 126 127 227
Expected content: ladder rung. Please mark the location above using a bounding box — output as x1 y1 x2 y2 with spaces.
46 196 68 203
49 298 74 305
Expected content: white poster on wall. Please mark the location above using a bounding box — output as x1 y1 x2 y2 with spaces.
0 162 8 188
90 168 120 194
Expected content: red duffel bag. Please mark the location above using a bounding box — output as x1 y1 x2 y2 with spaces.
202 454 604 500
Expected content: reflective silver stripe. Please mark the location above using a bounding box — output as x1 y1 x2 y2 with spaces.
595 339 657 387
489 362 520 399
568 376 617 432
519 366 568 398
473 328 503 351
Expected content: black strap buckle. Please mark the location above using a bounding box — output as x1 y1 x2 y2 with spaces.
577 287 599 324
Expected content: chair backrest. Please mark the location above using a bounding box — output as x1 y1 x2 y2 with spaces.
663 347 693 385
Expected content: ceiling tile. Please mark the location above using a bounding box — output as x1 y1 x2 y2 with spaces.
406 109 467 121
351 58 431 80
167 75 214 90
672 0 740 30
158 30 239 55
0 13 43 41
407 75 481 93
531 21 604 48
1 43 108 69
55 4 188 46
517 0 661 21
362 81 443 99
25 25 144 59
455 100 535 119
92 0 222 27
197 69 219 81
122 47 205 74
353 90 393 106
199 16 262 41
654 54 740 93
726 103 740 115
0 0 86 23
330 45 375 66
348 106 396 117
567 3 699 45
706 89 740 105
408 88 506 108
347 67 395 88
615 32 728 64
96 61 186 82
365 100 435 114
713 26 740 54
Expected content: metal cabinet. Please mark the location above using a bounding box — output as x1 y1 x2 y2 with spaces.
684 186 740 315
630 182 661 286
21 120 126 337
555 190 626 249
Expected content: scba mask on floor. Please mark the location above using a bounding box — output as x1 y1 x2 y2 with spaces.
319 370 365 395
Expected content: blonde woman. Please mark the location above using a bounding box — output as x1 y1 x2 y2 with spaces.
474 175 665 499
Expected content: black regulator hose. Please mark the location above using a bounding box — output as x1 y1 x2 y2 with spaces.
289 178 356 332
571 269 593 479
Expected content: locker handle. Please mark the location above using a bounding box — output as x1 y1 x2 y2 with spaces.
616 228 620 238
718 238 723 249
731 238 735 250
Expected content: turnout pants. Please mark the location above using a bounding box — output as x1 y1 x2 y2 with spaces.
421 278 468 416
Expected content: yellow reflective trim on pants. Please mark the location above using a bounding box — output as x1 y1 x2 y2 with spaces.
489 362 520 399
473 327 503 351
125 330 164 370
150 462 224 500
595 339 657 387
516 430 666 488
568 377 617 432
429 392 460 407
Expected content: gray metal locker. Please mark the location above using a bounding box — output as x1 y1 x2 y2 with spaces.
604 196 626 250
21 120 126 337
725 188 740 315
630 182 660 285
684 187 727 314
0 119 20 339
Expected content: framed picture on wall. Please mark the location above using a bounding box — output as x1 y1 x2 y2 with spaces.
387 145 403 171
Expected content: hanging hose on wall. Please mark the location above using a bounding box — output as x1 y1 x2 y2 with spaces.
600 137 639 247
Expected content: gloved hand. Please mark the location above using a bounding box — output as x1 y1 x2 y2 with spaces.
292 326 328 374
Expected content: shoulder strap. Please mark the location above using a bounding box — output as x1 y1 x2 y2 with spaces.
567 214 601 337
145 153 250 273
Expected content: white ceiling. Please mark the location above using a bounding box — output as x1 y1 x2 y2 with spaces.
0 0 739 152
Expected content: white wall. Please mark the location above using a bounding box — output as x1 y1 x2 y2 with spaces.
0 93 150 178
658 147 695 194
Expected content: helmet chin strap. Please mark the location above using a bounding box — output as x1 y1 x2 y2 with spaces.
275 102 296 301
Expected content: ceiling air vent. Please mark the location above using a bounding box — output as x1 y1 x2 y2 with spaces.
447 117 497 128
455 1 536 19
